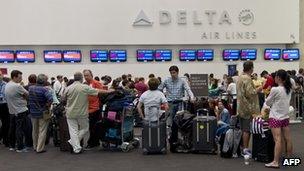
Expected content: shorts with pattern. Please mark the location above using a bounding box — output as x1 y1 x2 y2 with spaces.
269 118 289 128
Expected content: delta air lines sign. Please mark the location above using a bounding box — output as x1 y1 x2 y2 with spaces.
133 9 257 41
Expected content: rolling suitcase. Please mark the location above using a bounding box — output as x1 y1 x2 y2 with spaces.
50 116 61 147
58 116 71 152
192 108 217 154
252 130 274 162
142 106 167 154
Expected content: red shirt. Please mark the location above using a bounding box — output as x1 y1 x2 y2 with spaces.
87 80 103 114
135 82 148 97
263 75 275 90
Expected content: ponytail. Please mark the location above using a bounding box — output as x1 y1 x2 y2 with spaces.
276 69 292 95
284 74 292 95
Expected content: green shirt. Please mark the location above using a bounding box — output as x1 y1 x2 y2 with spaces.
237 74 260 119
64 81 98 119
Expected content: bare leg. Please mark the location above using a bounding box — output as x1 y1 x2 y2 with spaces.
242 131 250 149
270 127 282 165
282 126 293 157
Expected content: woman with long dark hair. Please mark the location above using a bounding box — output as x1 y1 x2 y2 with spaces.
264 70 293 168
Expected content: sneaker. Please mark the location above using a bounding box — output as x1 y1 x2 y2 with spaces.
242 149 252 158
16 148 29 153
232 153 239 158
9 148 15 151
25 146 32 151
83 147 92 151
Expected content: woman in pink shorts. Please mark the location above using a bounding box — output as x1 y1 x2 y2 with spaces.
263 69 293 169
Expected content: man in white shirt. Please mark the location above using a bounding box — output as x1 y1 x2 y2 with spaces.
5 70 30 153
53 75 65 98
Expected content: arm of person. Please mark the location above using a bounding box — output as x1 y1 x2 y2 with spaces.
18 84 29 100
44 89 54 108
264 88 277 108
160 92 169 112
158 79 166 92
83 85 114 96
183 79 195 102
137 102 144 119
222 109 230 124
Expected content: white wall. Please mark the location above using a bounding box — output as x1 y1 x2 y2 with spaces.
0 0 300 82
0 0 299 45
0 45 299 83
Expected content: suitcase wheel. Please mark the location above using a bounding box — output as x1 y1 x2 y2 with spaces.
161 149 167 154
143 149 148 155
121 142 131 152
131 138 140 148
102 142 110 149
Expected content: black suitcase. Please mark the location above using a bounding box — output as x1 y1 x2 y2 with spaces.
142 106 167 154
50 116 61 147
58 116 71 152
192 108 217 154
252 130 275 162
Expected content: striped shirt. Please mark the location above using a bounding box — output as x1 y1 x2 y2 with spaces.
28 85 53 118
159 77 194 102
0 81 6 104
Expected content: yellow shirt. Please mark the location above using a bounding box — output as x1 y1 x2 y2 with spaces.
252 78 264 88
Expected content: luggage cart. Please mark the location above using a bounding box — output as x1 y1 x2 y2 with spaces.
100 104 140 152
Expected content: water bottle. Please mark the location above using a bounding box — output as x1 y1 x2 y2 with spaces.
244 154 250 165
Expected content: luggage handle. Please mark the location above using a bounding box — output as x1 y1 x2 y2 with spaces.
196 108 210 143
196 108 209 117
148 106 161 147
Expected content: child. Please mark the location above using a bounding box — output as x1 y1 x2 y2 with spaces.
137 78 169 122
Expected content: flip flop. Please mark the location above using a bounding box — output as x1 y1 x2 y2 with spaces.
265 163 280 169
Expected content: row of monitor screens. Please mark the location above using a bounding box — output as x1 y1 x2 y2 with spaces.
0 49 300 63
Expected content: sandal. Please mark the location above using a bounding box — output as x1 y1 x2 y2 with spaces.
265 162 280 169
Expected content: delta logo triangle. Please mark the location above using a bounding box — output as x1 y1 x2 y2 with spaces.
133 10 153 26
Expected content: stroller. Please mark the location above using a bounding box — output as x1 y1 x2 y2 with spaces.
98 89 140 152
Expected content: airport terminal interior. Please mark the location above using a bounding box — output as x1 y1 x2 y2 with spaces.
0 0 303 171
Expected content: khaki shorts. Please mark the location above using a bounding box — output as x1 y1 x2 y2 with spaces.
239 117 252 132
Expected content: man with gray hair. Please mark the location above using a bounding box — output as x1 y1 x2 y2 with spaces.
62 72 113 154
28 74 53 153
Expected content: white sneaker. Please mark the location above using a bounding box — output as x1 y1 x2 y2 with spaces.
242 149 252 158
9 148 15 151
232 153 238 158
16 148 29 153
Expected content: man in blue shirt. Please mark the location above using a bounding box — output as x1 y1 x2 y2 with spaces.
28 74 53 153
158 66 195 152
0 70 10 147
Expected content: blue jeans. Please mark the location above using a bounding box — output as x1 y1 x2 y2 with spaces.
167 102 181 145
8 111 31 150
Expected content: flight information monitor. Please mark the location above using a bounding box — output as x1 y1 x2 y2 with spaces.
90 50 108 62
16 50 35 63
137 50 154 62
0 50 15 63
155 50 172 61
223 49 240 61
282 49 300 61
44 50 62 63
240 49 257 60
179 49 196 61
264 49 281 60
197 49 214 61
109 50 127 62
63 50 82 62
